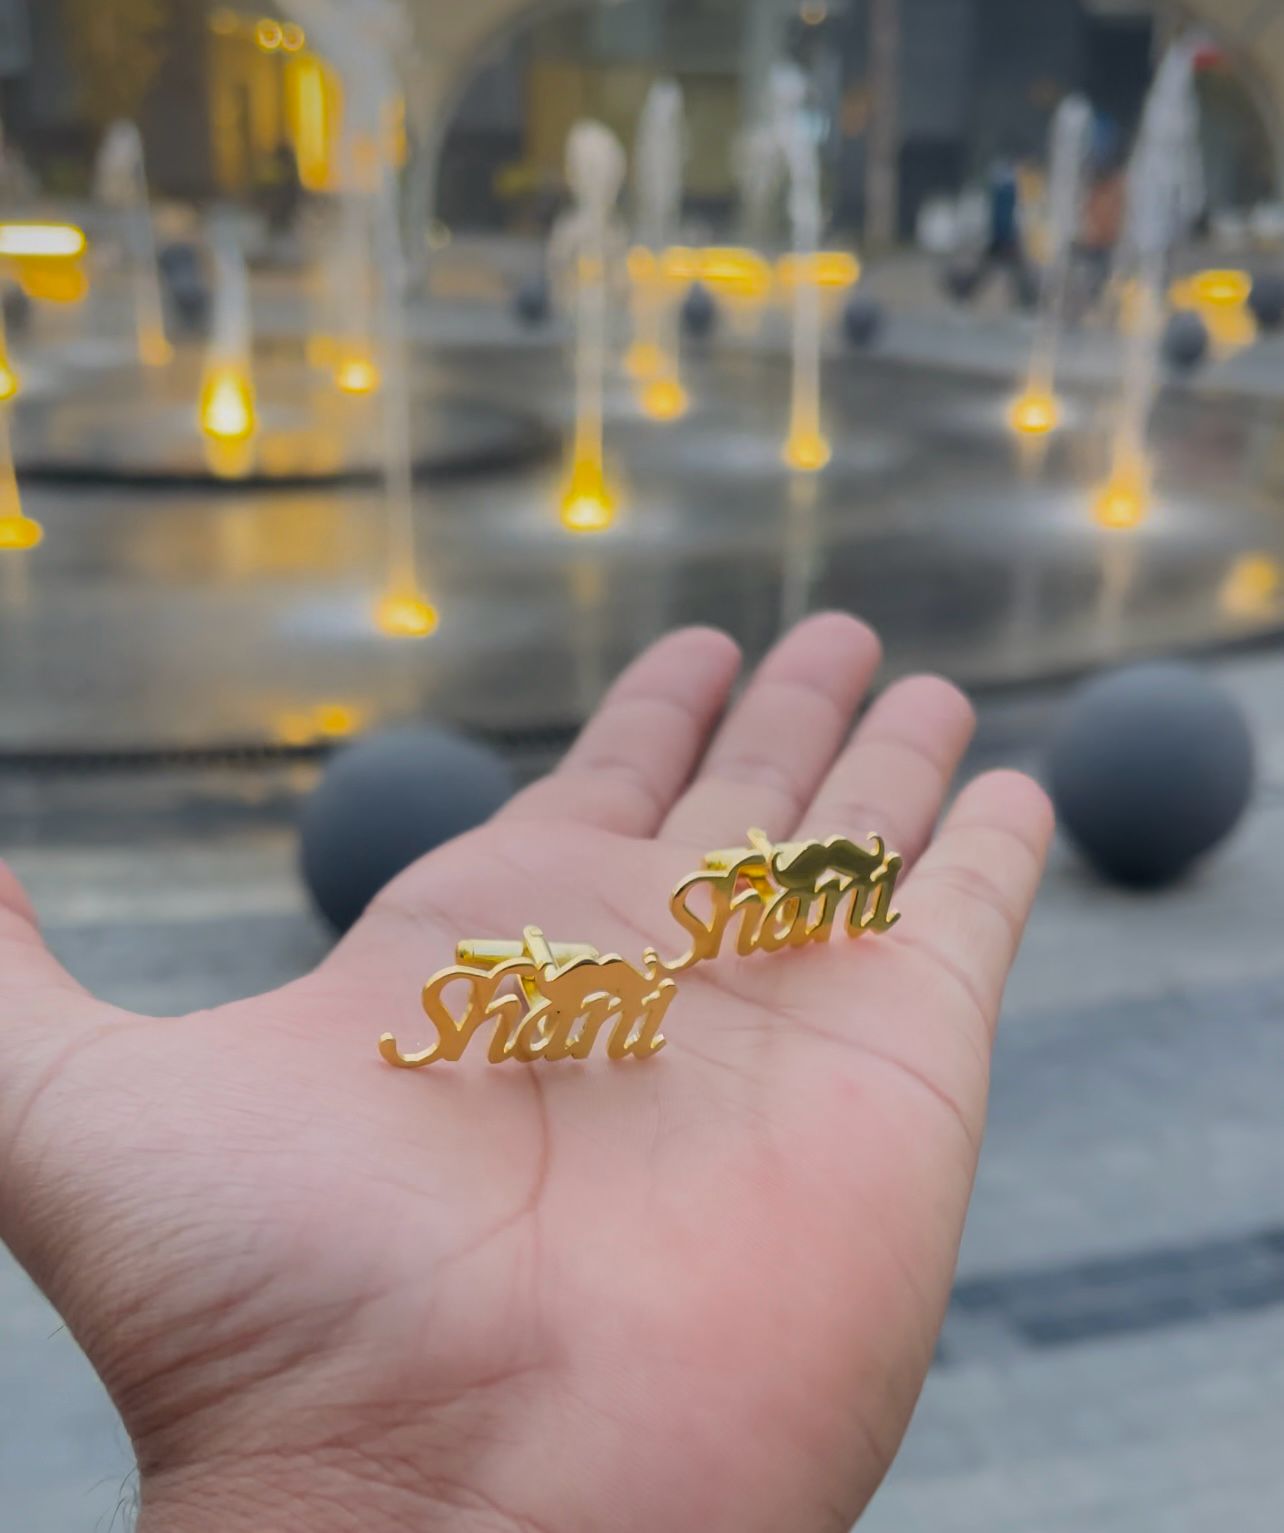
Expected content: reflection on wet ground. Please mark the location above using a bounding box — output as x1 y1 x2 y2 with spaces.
3 339 1283 750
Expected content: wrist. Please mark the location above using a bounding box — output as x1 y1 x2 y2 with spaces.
137 1459 524 1533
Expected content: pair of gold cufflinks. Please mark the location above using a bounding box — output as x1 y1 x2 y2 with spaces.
379 827 903 1071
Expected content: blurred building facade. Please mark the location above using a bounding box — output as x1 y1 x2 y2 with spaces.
0 0 1277 235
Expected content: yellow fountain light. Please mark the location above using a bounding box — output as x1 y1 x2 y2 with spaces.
200 364 257 443
640 377 689 422
334 354 381 395
559 455 616 533
777 251 862 290
0 223 87 260
374 588 440 639
0 513 42 551
697 247 774 300
256 18 284 51
1092 463 1151 530
1007 389 1060 437
783 429 833 474
19 261 89 305
1189 268 1251 309
281 22 306 51
313 702 362 737
660 245 700 284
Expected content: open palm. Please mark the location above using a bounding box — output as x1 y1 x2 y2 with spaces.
0 615 1051 1533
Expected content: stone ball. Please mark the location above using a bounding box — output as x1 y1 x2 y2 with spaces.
300 725 516 933
1163 309 1210 372
1048 663 1254 887
1249 271 1284 332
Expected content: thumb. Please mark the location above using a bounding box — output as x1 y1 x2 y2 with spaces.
0 858 87 1012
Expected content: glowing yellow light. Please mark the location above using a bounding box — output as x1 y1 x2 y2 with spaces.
783 429 833 473
281 22 306 51
559 455 616 533
1190 268 1251 309
777 251 862 289
1007 389 1060 437
627 246 659 284
0 355 19 403
0 514 42 551
640 377 689 422
288 54 336 192
19 261 89 304
660 245 701 283
801 0 829 22
334 354 381 395
314 702 361 737
1220 552 1281 617
0 223 86 260
256 18 284 51
374 590 440 639
200 364 257 443
698 247 774 300
624 341 663 380
205 438 255 480
210 8 239 35
1092 463 1150 529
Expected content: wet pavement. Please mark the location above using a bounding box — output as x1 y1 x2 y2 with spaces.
4 319 1284 752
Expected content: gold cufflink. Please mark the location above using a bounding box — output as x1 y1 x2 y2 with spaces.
380 830 903 1072
668 827 903 969
380 925 676 1070
456 928 600 1001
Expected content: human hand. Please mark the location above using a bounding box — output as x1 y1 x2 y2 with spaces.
0 614 1052 1533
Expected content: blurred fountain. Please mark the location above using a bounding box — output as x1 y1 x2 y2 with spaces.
287 0 437 635
734 122 783 250
0 398 38 556
1008 95 1093 442
198 230 257 467
773 65 830 473
555 121 628 533
95 120 171 368
1092 36 1213 529
628 79 689 421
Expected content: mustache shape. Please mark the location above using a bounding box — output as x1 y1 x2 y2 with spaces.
770 835 888 891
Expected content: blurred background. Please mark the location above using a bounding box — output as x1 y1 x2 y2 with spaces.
1 0 1282 1527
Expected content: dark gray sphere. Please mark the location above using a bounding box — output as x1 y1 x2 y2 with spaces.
1048 664 1254 887
300 725 516 932
842 293 885 348
513 272 552 327
1249 271 1284 332
1163 309 1210 372
681 280 718 339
